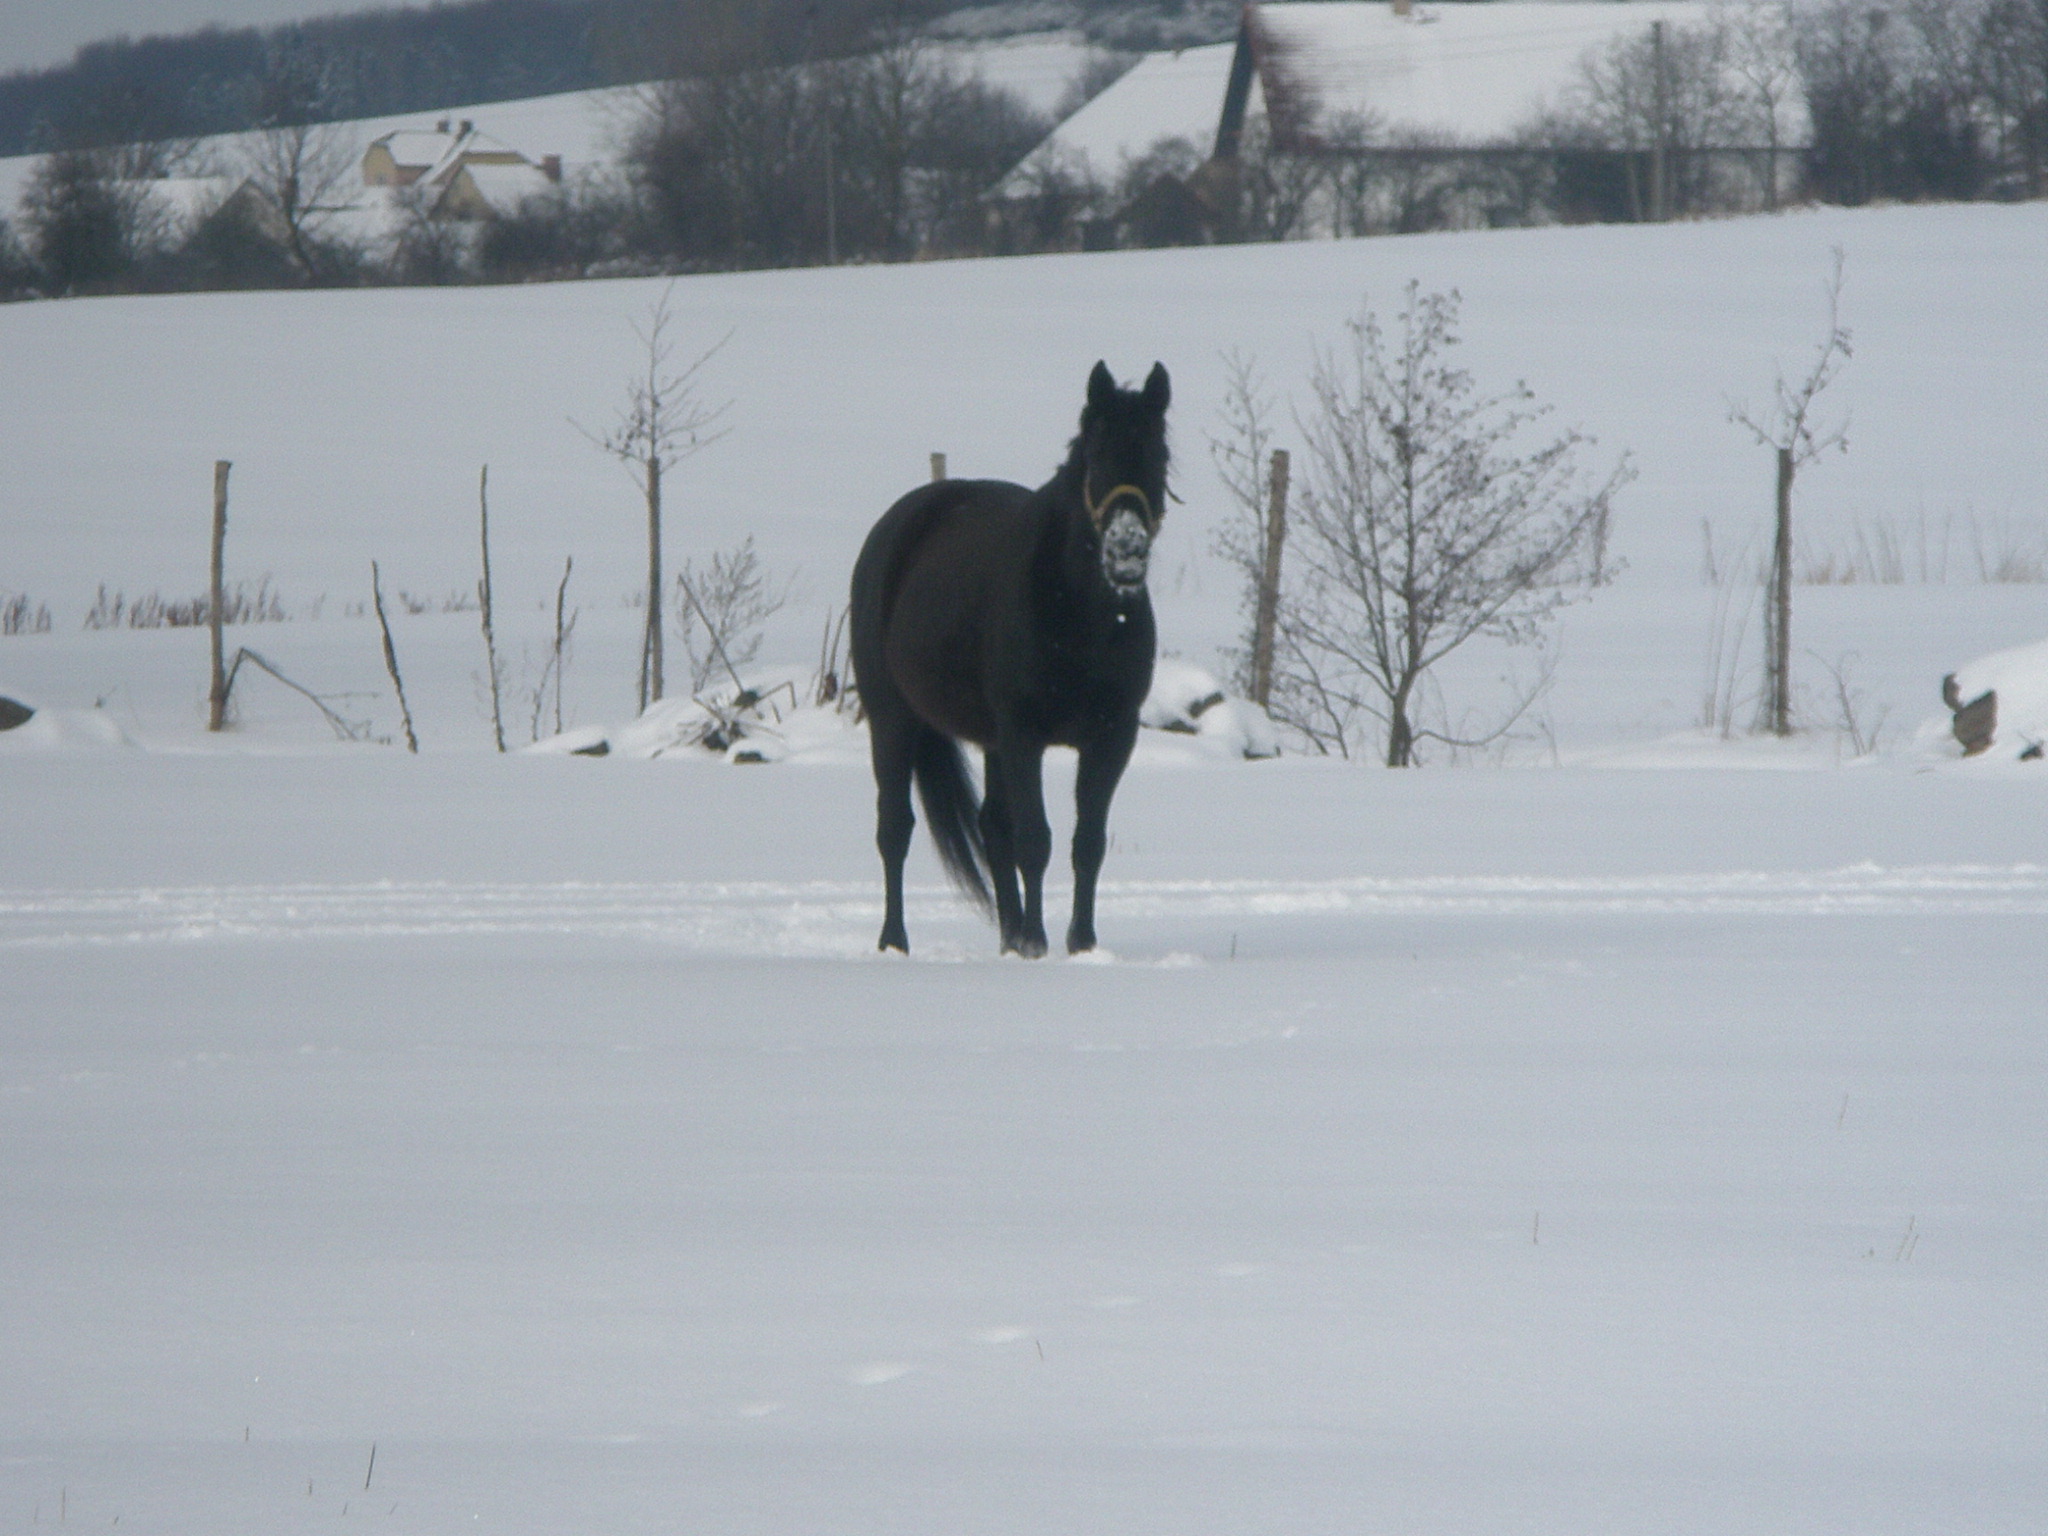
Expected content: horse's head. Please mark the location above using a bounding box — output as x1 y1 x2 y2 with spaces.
1075 359 1171 599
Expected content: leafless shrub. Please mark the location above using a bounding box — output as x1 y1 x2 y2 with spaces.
1276 283 1629 765
2 592 53 635
673 536 789 695
1810 649 1889 758
83 578 286 630
1207 349 1282 699
1708 510 2048 586
392 588 479 615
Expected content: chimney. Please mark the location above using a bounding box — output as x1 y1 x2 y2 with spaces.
460 119 474 135
1392 0 1412 15
540 154 563 183
436 118 450 133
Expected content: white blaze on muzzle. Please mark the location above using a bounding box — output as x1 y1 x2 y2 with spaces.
1101 506 1152 594
1087 481 1159 597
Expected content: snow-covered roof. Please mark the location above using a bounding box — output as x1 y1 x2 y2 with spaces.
443 159 560 215
371 128 462 172
999 43 1238 194
998 1 1803 194
141 175 244 223
1252 1 1718 146
932 30 1100 118
367 123 534 186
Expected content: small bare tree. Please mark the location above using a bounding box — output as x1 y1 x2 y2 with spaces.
1209 350 1279 697
1280 283 1630 765
578 287 730 712
1207 350 1291 706
1729 247 1852 737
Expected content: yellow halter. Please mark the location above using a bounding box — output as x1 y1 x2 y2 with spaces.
1086 480 1158 533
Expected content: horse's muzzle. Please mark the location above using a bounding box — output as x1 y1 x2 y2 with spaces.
1101 507 1151 596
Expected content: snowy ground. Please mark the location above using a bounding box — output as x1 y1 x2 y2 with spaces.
4 203 2047 1532
5 752 2046 1533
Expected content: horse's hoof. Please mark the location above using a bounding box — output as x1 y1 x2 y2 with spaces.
878 930 908 954
1003 934 1049 959
1066 930 1095 955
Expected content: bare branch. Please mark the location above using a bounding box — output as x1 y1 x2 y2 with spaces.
1728 245 1853 466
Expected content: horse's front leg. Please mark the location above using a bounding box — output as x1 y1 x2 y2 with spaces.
994 736 1051 957
1067 719 1137 954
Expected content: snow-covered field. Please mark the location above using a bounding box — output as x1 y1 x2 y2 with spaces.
4 204 2046 1532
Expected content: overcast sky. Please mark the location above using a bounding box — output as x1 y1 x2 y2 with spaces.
0 2 371 75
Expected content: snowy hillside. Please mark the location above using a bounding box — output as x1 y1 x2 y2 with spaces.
0 32 1099 224
3 207 2046 1535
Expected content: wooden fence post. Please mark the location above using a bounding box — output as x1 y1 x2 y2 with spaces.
1250 448 1290 710
479 465 507 751
208 461 230 731
1768 445 1794 735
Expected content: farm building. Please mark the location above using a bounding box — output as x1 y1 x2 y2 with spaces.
362 119 564 219
997 0 1808 247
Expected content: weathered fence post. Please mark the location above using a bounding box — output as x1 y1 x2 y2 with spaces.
479 465 507 752
1250 448 1290 710
1767 444 1794 735
208 460 230 731
371 560 419 754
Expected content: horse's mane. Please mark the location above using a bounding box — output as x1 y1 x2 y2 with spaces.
1057 391 1172 501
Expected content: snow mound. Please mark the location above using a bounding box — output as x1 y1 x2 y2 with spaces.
0 704 140 754
525 673 868 766
1140 659 1279 760
1922 637 2048 762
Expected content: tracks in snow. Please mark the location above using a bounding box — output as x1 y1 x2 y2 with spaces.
3 865 2045 955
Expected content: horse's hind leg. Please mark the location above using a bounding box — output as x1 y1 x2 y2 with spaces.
1067 721 1137 954
979 750 1025 949
994 736 1051 957
870 716 917 953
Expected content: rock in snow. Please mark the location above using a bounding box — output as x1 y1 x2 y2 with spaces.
1940 637 2048 760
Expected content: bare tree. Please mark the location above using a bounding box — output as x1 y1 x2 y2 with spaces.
1720 0 1801 206
1729 248 1852 737
241 119 359 281
1280 284 1629 765
579 287 730 712
1557 11 1753 216
1207 350 1284 700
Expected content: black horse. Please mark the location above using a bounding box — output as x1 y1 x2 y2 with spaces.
850 360 1171 956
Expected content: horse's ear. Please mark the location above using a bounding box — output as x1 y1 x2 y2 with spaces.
1087 360 1116 413
1142 362 1171 414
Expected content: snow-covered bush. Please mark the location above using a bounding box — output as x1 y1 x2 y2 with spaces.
1141 658 1279 760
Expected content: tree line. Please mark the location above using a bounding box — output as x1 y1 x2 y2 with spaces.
2 0 2043 303
0 0 975 158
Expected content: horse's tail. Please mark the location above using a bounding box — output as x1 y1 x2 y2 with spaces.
912 725 994 918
